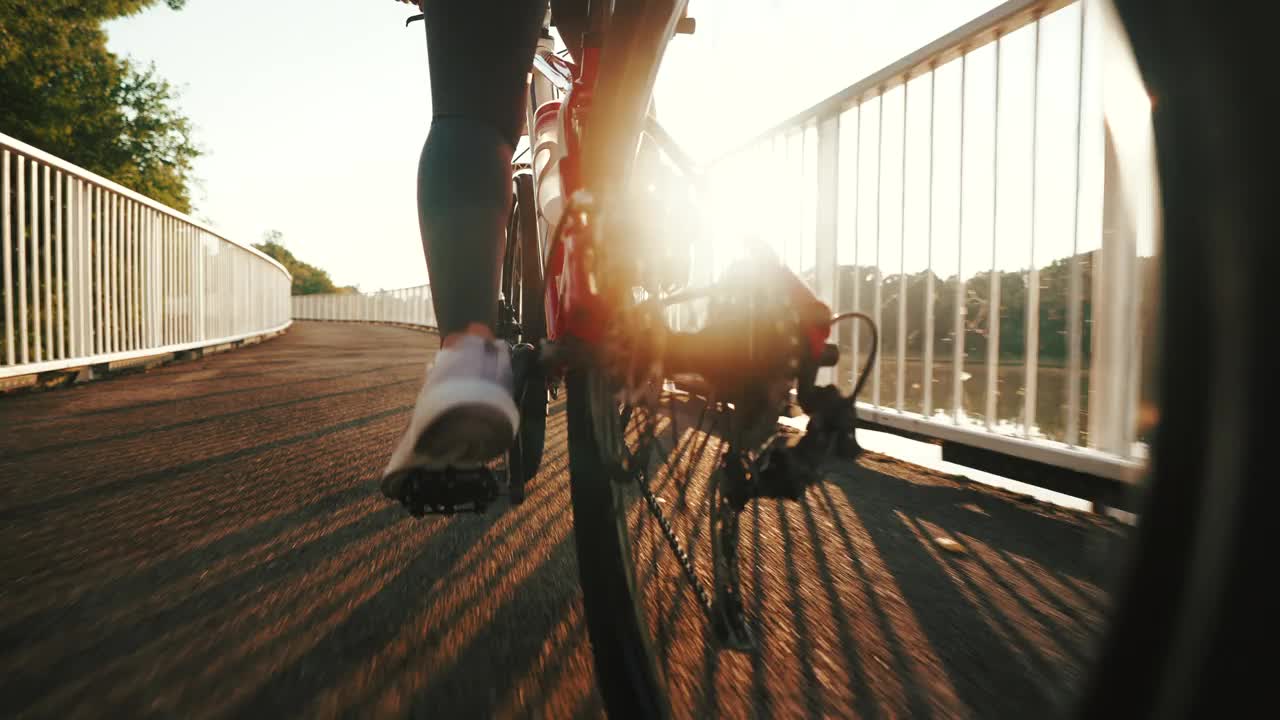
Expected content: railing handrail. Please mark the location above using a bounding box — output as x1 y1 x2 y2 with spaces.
301 283 430 297
0 131 291 281
714 0 1073 163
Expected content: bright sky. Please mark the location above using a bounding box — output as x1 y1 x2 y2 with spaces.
104 0 1016 292
702 0 1129 285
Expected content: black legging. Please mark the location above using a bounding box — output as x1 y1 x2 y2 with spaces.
417 0 586 336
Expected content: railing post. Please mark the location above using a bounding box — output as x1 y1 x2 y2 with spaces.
42 164 52 360
198 228 206 340
850 106 862 387
181 219 187 341
65 175 77 357
897 81 910 412
1024 17 1043 438
54 169 65 359
952 52 967 424
873 92 884 407
985 34 1003 430
1089 125 1142 456
165 214 172 345
923 67 937 418
126 200 136 351
2 149 12 366
30 160 42 362
1066 0 1090 447
109 186 118 353
94 186 103 354
814 113 840 384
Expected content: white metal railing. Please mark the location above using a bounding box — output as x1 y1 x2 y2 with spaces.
2 133 293 380
291 285 435 328
704 0 1157 482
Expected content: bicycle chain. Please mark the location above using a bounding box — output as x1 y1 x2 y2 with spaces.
714 456 753 647
618 331 744 634
636 466 716 616
720 498 745 617
633 442 753 641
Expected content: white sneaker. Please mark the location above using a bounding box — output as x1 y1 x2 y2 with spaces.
381 335 519 499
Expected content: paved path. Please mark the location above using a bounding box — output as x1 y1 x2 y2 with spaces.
0 321 1127 719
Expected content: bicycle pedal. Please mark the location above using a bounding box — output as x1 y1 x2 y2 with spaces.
398 466 500 516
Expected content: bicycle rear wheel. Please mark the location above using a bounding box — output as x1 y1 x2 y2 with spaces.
562 1 703 715
566 367 672 717
569 282 798 716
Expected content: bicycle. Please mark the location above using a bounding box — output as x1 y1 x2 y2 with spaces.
504 2 877 716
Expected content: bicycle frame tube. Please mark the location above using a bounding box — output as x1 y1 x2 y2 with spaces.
528 18 595 344
527 45 581 343
532 52 574 94
529 1 690 349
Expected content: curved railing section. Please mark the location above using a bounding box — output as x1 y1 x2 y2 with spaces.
2 133 293 381
292 285 436 329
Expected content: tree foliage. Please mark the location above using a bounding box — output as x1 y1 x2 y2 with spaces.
832 253 1161 367
0 0 198 211
253 231 357 296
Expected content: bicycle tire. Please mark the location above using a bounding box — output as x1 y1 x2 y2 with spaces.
507 172 547 502
566 367 671 718
513 172 547 342
563 2 692 716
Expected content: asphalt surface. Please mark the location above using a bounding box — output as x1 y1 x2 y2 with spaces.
0 322 1130 719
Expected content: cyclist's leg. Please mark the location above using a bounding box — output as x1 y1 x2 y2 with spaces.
417 0 548 340
383 0 548 493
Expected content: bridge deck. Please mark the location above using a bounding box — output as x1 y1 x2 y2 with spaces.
0 321 1126 718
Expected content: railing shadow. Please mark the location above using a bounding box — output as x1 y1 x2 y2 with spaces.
812 455 1127 717
635 398 1125 718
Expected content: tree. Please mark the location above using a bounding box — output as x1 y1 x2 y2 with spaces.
0 0 198 211
836 253 1098 367
253 231 357 296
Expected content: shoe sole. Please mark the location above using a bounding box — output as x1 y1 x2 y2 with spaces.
382 404 516 501
381 374 520 501
413 403 515 466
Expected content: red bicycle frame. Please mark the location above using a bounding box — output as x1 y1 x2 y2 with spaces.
528 9 833 363
530 38 612 347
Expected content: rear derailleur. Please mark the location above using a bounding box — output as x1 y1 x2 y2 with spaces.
709 335 872 650
719 365 868 512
